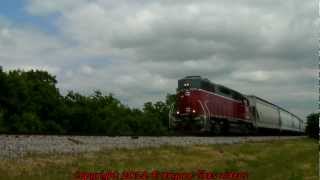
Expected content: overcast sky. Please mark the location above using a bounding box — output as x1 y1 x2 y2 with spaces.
0 0 317 118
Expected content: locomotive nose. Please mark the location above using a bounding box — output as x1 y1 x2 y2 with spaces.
177 90 198 116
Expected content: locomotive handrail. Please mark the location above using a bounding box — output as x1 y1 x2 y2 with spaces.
168 104 175 129
198 100 209 131
204 100 211 131
197 100 206 118
204 100 210 119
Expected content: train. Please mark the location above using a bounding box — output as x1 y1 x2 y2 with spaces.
169 76 305 135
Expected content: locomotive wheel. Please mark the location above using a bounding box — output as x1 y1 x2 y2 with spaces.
221 121 229 135
211 121 222 135
240 124 249 135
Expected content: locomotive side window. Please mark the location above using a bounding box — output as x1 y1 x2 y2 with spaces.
218 86 231 97
200 80 216 93
201 80 210 92
232 92 244 101
209 83 216 93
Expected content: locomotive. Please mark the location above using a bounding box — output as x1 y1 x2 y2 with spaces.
169 76 305 135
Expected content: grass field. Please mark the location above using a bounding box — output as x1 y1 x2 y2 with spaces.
0 138 317 180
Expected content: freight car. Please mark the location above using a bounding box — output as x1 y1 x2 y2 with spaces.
169 76 304 135
247 96 304 134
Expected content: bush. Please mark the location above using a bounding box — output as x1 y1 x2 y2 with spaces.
13 112 43 133
305 113 319 139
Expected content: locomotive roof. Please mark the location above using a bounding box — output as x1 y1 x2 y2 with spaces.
184 75 202 79
181 76 245 98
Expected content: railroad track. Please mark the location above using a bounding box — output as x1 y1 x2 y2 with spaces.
0 135 306 159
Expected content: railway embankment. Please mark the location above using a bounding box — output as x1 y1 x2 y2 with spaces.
0 135 305 159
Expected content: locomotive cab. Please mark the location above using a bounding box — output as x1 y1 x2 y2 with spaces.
173 76 211 131
176 76 202 117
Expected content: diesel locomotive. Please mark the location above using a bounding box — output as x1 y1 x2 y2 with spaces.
169 76 305 135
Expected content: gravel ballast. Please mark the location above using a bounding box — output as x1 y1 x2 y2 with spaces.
0 135 305 159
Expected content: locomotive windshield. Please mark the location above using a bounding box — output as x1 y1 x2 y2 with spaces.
177 77 201 91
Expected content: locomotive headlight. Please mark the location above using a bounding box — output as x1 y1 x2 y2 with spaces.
176 111 180 115
192 109 196 113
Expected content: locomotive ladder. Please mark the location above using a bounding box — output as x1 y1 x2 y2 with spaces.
168 104 176 129
198 100 210 131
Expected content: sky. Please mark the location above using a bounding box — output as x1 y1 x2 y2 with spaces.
0 0 317 119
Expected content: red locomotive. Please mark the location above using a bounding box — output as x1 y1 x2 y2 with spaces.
169 76 305 135
169 76 252 134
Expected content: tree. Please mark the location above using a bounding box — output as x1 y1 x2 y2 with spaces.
0 67 176 135
142 101 169 135
0 109 5 132
166 93 176 107
0 69 61 133
305 113 319 139
13 112 43 133
0 68 5 132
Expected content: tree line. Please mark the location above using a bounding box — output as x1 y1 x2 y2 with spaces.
0 67 175 135
0 67 317 138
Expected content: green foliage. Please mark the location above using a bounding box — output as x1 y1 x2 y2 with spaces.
305 113 319 139
13 112 43 133
0 68 176 135
0 69 62 133
166 93 176 107
0 110 5 132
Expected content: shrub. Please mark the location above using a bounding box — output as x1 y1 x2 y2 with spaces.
305 113 319 139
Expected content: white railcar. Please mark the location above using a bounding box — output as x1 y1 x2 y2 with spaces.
247 95 304 133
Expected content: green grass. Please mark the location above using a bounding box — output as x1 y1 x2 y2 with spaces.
0 138 317 180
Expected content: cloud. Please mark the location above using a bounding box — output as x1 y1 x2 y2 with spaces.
0 0 316 118
0 18 62 71
26 0 88 16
